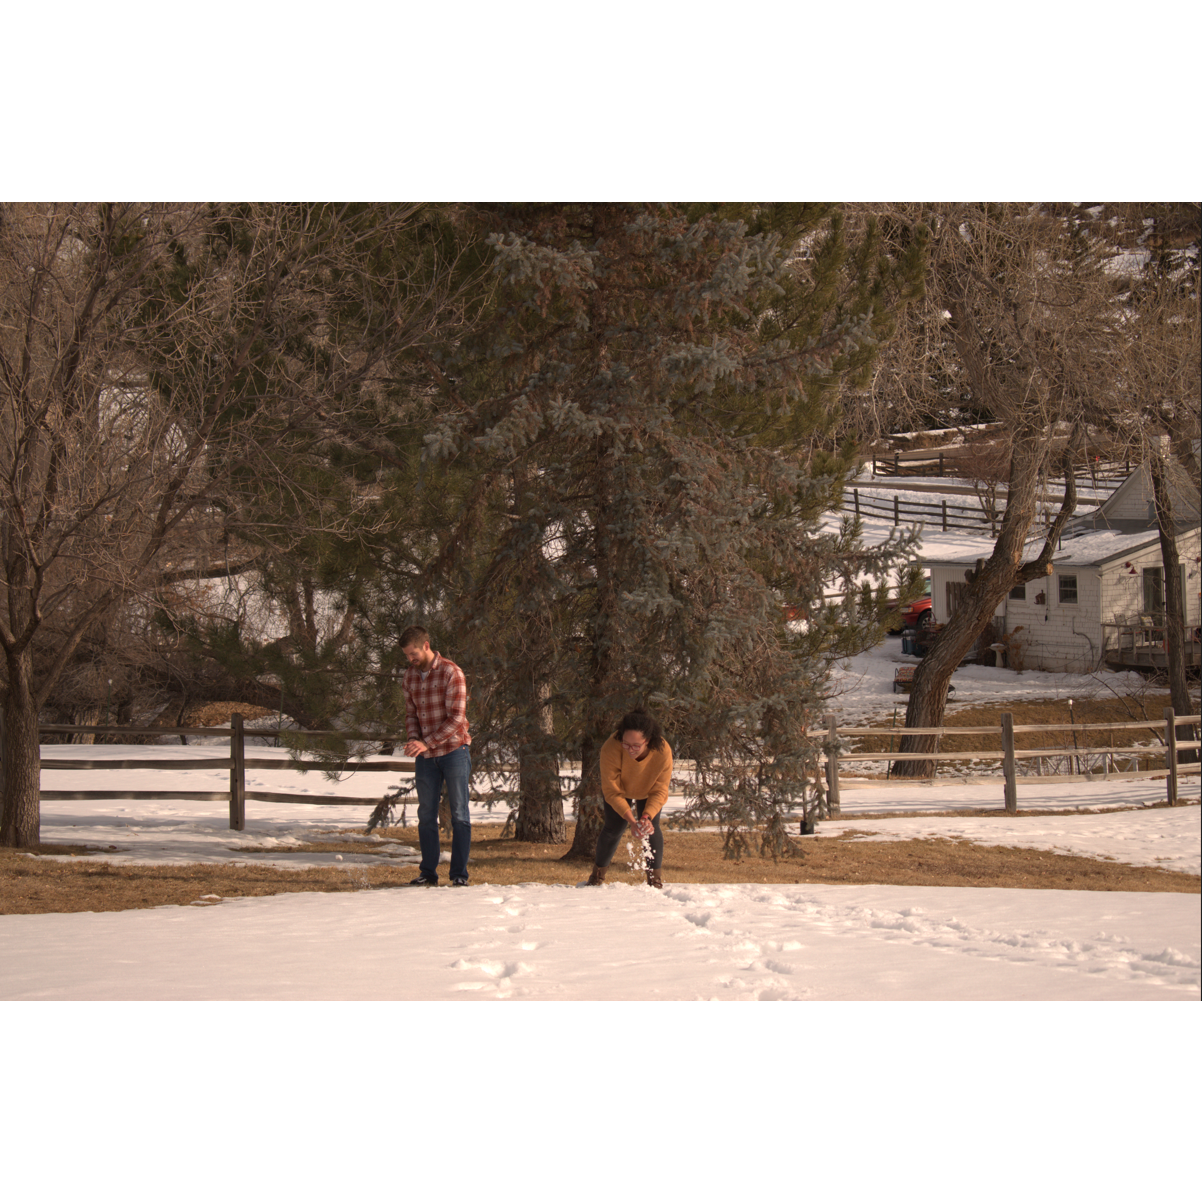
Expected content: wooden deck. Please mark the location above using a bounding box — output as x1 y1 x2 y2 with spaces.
1105 646 1201 671
1102 620 1201 673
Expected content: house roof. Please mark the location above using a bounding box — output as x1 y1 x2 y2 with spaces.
1068 455 1201 536
923 527 1171 570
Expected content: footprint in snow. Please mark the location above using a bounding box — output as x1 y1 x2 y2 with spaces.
450 957 534 992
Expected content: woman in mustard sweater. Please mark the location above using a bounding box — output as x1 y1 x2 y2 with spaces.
587 709 673 888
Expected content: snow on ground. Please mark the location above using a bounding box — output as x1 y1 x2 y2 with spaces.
825 628 1161 724
6 486 1199 1003
848 467 1117 509
38 744 425 871
3 875 1196 1002
4 738 1197 1002
823 806 1200 875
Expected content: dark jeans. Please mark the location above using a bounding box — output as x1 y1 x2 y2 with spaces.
414 744 471 881
594 799 663 870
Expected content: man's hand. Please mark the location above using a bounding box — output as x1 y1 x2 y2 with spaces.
404 739 429 758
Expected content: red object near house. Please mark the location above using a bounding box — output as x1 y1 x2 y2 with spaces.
900 594 932 628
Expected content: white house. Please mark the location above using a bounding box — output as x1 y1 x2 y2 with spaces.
924 459 1201 673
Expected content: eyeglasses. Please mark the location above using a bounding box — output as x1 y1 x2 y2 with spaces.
621 739 647 752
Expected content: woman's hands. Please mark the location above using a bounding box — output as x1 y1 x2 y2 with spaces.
627 814 654 839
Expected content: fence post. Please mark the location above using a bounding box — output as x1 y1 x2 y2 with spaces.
1001 711 1017 813
854 488 860 518
230 712 246 831
893 495 899 526
1164 706 1178 806
939 451 944 477
825 714 841 818
941 499 947 532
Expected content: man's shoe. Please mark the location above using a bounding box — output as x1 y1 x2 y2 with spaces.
409 876 438 887
451 877 469 887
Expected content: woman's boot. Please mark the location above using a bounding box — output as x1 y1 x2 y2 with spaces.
587 865 607 886
646 868 662 889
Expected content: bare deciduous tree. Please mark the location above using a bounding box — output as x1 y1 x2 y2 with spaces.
869 204 1121 775
0 202 488 846
1098 204 1200 756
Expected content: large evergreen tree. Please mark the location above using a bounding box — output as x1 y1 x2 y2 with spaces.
149 204 494 742
417 204 924 856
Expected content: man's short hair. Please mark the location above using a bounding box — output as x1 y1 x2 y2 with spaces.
399 625 430 650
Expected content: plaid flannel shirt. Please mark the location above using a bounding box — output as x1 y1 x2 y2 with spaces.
403 652 471 757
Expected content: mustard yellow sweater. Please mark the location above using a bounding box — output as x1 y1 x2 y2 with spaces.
599 736 673 820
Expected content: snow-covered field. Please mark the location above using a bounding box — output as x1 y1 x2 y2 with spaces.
3 731 1197 1002
6 748 1198 1200
6 850 1195 1003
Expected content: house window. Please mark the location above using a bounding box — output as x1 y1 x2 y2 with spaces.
1058 574 1078 604
1009 582 1026 601
1143 567 1164 614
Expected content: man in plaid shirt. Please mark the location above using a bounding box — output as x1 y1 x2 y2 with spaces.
401 625 473 886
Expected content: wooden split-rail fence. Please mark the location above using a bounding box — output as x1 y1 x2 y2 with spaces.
813 708 1200 817
34 709 1200 832
38 715 414 832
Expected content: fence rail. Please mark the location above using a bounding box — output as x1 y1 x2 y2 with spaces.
868 447 1129 489
33 706 1202 834
843 486 1108 536
844 487 1002 534
36 716 414 831
810 708 1200 816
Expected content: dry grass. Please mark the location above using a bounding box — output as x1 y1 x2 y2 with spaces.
2 816 1196 915
847 692 1199 776
862 692 1183 753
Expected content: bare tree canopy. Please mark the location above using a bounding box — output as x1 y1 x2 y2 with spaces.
863 204 1135 773
0 202 488 846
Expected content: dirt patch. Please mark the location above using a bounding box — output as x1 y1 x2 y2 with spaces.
0 854 411 915
177 702 279 728
3 819 1195 914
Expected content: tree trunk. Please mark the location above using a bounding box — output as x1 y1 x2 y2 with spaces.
1150 453 1197 762
563 728 606 861
893 562 1025 776
893 426 1081 776
514 672 566 842
1 649 43 848
514 747 566 842
514 691 566 843
72 706 102 745
564 434 620 861
515 687 566 842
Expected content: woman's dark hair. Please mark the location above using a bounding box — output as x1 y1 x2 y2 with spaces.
613 708 665 752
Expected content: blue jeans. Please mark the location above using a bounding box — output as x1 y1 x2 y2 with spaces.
414 745 472 881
